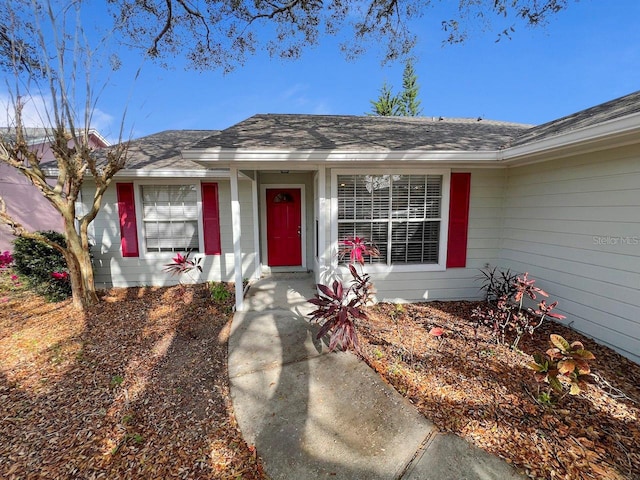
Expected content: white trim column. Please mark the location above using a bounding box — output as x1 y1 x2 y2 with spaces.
251 171 261 279
230 167 244 311
317 165 326 285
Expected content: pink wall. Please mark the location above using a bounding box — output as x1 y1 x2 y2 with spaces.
0 133 108 252
0 162 63 251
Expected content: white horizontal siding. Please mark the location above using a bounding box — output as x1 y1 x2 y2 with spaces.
372 270 484 302
500 145 640 363
93 253 257 288
86 178 257 287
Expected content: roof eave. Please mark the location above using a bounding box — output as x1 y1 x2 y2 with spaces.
501 111 640 165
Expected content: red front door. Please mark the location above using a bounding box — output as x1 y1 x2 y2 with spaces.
266 188 302 266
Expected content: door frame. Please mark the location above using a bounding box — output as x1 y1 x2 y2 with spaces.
260 183 307 270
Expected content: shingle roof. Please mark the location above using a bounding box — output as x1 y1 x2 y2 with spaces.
0 127 109 147
509 90 640 147
0 127 52 143
191 114 531 152
119 130 219 170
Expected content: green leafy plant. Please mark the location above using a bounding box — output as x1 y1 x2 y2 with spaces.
12 231 72 302
530 334 595 401
308 236 379 351
537 390 553 406
209 281 234 313
128 433 144 444
111 374 125 388
210 281 231 303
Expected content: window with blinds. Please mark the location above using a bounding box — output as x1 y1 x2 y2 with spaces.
337 174 442 265
141 185 199 253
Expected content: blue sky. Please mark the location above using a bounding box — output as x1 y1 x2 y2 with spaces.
4 0 640 141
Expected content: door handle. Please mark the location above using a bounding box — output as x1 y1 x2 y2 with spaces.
297 226 301 236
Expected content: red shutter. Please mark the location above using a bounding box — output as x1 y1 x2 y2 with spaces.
202 182 221 255
116 183 139 257
446 173 471 268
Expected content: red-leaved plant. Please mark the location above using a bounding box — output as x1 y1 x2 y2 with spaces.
51 271 69 281
472 270 566 349
530 334 595 403
308 236 379 351
0 251 21 302
163 251 203 284
0 251 13 268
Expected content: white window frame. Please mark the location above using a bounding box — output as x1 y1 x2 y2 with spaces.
133 179 205 258
331 168 450 273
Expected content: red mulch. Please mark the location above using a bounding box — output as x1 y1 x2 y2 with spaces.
0 283 266 479
359 301 640 480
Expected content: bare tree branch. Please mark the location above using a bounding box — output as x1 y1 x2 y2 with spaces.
0 0 131 310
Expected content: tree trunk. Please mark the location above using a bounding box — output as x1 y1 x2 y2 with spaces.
64 222 99 311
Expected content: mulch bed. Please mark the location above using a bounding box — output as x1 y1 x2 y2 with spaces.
359 301 640 480
3 279 639 480
0 283 266 479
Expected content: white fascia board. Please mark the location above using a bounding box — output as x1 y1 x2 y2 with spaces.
27 129 111 147
41 168 248 180
88 129 111 147
502 111 640 164
185 148 501 165
113 168 233 178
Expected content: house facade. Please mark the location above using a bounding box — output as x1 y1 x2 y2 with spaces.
83 92 640 364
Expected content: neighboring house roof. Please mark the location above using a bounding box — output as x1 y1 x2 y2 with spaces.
191 114 532 152
509 90 640 148
0 127 50 143
0 127 111 147
115 130 219 171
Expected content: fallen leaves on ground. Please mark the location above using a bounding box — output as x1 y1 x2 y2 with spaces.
0 283 266 479
359 301 640 480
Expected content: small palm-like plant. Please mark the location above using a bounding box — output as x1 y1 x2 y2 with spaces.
338 236 380 266
309 280 366 351
163 251 203 284
308 236 379 351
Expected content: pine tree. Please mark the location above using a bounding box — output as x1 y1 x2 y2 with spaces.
369 82 401 116
370 60 422 117
400 60 422 116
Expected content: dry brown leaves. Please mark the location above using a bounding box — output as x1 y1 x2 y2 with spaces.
0 284 266 480
359 301 640 480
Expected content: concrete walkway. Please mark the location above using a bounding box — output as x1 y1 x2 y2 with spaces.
228 274 526 480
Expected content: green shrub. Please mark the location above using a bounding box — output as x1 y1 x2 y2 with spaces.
210 281 231 303
12 231 71 302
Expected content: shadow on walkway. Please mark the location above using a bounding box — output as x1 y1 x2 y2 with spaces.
228 274 525 480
